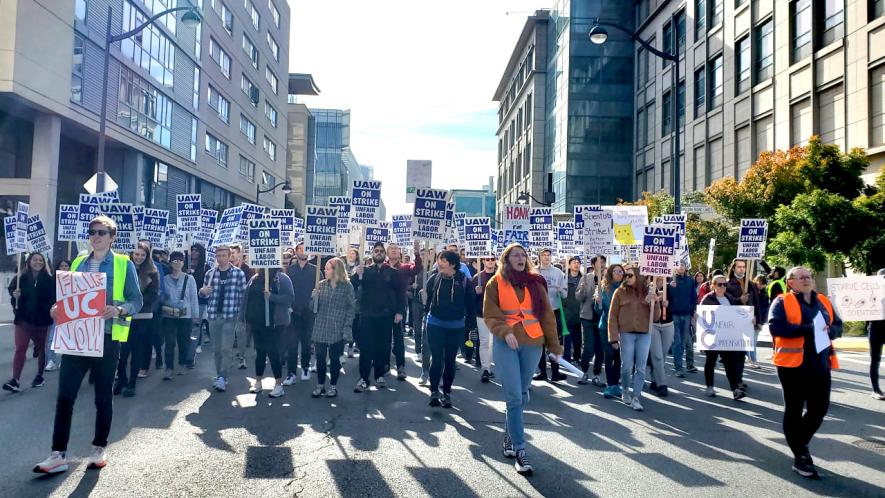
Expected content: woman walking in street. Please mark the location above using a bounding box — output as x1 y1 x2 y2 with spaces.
596 264 625 399
114 242 159 396
311 258 355 398
608 265 660 412
562 257 583 366
700 274 749 400
243 268 293 398
483 243 561 476
159 251 199 380
4 253 55 393
44 259 71 373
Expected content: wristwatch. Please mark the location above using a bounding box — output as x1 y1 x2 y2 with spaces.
116 306 126 317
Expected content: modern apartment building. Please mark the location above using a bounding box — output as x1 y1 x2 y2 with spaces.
286 72 320 216
0 0 290 271
632 0 885 197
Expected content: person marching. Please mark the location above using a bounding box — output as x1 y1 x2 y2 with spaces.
699 274 748 399
768 266 842 479
311 258 356 398
561 257 583 366
472 256 497 383
669 262 698 378
199 245 247 392
114 242 159 397
44 259 72 373
385 241 422 381
535 248 567 383
4 252 55 393
424 250 475 408
576 255 605 386
870 269 885 400
596 264 625 399
344 247 361 359
283 242 317 385
351 242 405 392
34 215 143 473
483 243 561 476
159 251 199 380
243 267 293 398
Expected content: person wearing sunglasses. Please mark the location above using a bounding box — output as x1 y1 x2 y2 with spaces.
700 275 747 400
595 264 625 399
159 251 200 380
35 215 143 474
607 266 660 412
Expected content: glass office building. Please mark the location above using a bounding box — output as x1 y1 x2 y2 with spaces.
311 108 350 203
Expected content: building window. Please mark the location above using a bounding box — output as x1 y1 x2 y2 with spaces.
261 171 275 187
525 93 532 127
871 65 885 146
192 67 200 111
190 118 198 161
75 0 87 23
736 125 751 178
874 0 885 20
267 32 279 61
269 0 280 28
790 98 812 146
646 102 655 145
264 101 278 127
265 66 278 94
241 74 259 106
792 0 812 63
240 114 256 144
709 137 723 183
141 0 177 33
121 1 175 87
118 67 173 149
637 108 646 148
246 0 260 30
219 3 233 35
709 55 723 109
736 36 751 94
818 84 844 146
676 10 686 52
209 38 231 78
205 133 228 167
819 0 844 47
243 35 259 69
736 0 748 6
754 115 774 162
692 146 706 191
239 155 255 181
194 14 201 60
695 0 706 41
677 80 686 128
637 48 647 85
263 136 276 160
207 85 230 123
71 34 84 104
710 0 723 26
663 20 672 55
694 66 705 117
755 20 774 83
662 90 672 135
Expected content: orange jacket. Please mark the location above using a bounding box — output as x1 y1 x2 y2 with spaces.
770 291 840 369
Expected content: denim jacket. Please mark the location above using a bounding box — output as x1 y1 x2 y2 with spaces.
83 251 144 335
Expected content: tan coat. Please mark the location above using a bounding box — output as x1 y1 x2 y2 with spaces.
607 285 661 343
483 277 564 355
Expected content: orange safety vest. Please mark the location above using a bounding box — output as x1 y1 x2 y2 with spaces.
496 274 544 339
773 292 839 369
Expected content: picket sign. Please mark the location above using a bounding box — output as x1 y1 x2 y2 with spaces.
53 271 107 357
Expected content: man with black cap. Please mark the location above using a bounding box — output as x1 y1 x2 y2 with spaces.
351 241 406 392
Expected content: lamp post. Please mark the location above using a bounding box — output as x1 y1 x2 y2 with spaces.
94 5 202 194
516 191 550 207
256 180 292 204
589 17 681 214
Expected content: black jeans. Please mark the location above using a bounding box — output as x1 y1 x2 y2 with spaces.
581 318 604 375
163 317 192 370
358 315 393 382
253 324 283 379
778 366 831 458
388 316 406 369
704 351 744 390
563 318 582 364
870 326 883 392
52 335 120 451
538 311 564 377
285 311 314 375
428 324 463 394
150 314 164 366
603 338 621 387
410 293 425 354
117 318 151 387
315 341 345 385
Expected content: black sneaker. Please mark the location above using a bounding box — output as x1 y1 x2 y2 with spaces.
532 372 547 382
441 392 452 408
686 366 698 373
481 370 491 383
155 358 163 369
656 385 668 397
122 387 136 398
31 376 45 388
792 454 820 479
551 372 568 382
429 391 441 407
112 379 124 395
515 450 533 475
503 434 516 458
2 379 20 393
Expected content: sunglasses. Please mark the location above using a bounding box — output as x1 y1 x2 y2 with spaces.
715 283 727 288
625 274 635 278
88 229 110 237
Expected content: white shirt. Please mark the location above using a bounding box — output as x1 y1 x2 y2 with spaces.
538 264 567 310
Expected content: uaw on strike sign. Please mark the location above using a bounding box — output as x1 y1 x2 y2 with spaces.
640 224 677 277
53 271 107 357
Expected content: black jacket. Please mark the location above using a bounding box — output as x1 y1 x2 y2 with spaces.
286 261 317 314
424 269 475 324
8 271 55 327
471 271 495 318
352 263 405 318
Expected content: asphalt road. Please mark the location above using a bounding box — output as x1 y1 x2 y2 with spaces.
0 323 882 498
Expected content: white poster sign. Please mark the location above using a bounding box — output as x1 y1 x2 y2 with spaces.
826 276 885 322
406 160 432 203
696 305 756 351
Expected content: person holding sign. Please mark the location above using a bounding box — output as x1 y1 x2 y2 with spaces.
4 253 55 393
607 266 661 412
310 258 356 398
386 241 422 381
35 215 143 474
483 243 561 476
199 245 247 393
699 275 748 400
768 266 843 480
159 252 199 380
115 242 159 397
283 243 317 386
243 268 293 398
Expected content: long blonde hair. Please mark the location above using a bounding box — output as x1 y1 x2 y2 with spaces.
327 258 350 287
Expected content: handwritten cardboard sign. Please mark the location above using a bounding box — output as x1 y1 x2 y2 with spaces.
53 271 107 357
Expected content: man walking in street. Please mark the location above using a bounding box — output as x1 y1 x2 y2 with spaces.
283 242 316 385
385 241 421 380
198 245 246 393
669 262 698 377
535 248 567 382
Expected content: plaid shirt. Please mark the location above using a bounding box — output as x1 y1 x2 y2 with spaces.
311 279 356 344
203 265 247 320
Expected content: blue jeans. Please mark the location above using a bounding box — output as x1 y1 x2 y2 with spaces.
493 337 542 451
671 314 694 371
619 332 651 400
45 324 58 364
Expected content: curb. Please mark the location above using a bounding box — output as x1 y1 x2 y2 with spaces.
833 337 870 353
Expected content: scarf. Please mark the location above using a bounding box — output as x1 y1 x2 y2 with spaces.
507 270 548 317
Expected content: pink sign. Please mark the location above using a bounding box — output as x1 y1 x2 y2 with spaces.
53 271 107 357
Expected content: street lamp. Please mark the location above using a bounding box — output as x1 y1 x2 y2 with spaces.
94 4 203 194
588 18 682 214
256 181 292 204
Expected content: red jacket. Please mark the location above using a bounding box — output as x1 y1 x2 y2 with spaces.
390 253 422 306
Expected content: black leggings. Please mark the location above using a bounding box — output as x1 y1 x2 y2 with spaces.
778 366 831 458
163 318 192 370
704 351 744 390
871 326 884 393
428 325 463 394
538 313 563 377
118 318 152 387
315 341 344 385
253 324 283 379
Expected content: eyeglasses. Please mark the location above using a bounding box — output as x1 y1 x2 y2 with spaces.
613 269 624 274
715 283 727 288
88 229 110 237
625 274 635 279
789 276 813 281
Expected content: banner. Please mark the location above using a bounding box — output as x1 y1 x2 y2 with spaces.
464 216 492 258
503 204 530 246
582 206 612 256
826 276 885 322
557 221 575 257
392 215 413 246
706 238 716 270
53 270 107 357
270 208 294 246
365 221 391 246
573 205 595 254
133 205 144 240
328 196 350 234
406 160 432 203
57 204 80 242
176 194 202 237
529 207 553 250
141 208 168 248
100 203 136 252
304 205 338 256
350 180 382 227
213 206 244 247
193 209 218 248
77 194 105 242
640 224 677 277
696 305 755 351
247 219 282 269
3 216 16 256
412 188 448 241
737 218 767 259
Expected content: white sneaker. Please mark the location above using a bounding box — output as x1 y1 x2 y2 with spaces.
269 385 284 398
282 373 297 386
301 369 310 381
250 380 262 394
195 345 202 354
85 445 107 469
214 376 227 392
621 391 633 406
33 451 69 474
44 360 57 372
630 398 644 412
705 386 716 397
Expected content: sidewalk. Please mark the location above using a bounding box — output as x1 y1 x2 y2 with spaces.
758 327 870 352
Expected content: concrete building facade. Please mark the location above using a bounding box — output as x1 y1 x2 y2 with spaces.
286 73 320 216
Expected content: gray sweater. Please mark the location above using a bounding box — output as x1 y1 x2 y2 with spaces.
161 273 199 319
